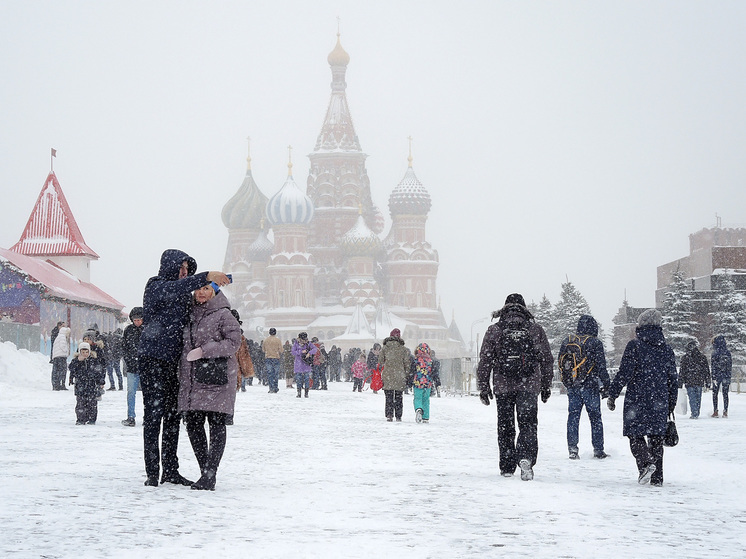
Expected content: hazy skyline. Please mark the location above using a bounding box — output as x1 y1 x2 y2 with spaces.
2 1 745 346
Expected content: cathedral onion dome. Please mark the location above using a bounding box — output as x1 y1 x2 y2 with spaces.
388 163 431 216
370 204 385 234
222 144 268 229
247 222 274 262
266 155 314 226
327 33 350 67
341 212 382 256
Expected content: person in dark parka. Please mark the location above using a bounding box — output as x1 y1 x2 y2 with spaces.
68 342 106 425
678 340 710 419
477 294 554 481
607 309 678 486
558 314 611 459
710 335 733 418
121 307 144 426
138 249 230 487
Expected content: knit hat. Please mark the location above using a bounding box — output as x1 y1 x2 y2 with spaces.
637 309 662 327
129 307 144 321
269 328 276 335
298 332 308 340
79 342 91 351
83 330 97 341
504 293 526 307
390 328 401 338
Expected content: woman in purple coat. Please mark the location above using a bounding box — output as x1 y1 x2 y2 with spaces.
291 332 317 398
178 283 241 490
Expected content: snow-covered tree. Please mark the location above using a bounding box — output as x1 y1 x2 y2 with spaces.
712 273 746 371
533 294 553 333
550 281 592 355
661 270 697 362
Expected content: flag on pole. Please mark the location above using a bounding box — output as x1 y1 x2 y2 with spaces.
51 148 57 157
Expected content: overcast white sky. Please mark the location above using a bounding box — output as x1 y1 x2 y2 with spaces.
2 1 745 345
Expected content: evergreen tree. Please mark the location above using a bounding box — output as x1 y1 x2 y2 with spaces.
713 273 746 371
550 281 592 356
660 270 697 362
533 294 553 333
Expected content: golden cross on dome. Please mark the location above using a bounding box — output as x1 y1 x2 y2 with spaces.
407 136 413 167
246 136 252 170
287 145 293 176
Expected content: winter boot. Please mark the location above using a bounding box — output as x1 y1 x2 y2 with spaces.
638 463 656 485
594 451 608 459
161 472 194 486
723 411 728 418
712 410 719 417
297 387 302 398
121 417 135 427
569 446 579 460
415 409 423 423
304 388 309 398
519 459 534 481
191 474 216 491
144 476 159 487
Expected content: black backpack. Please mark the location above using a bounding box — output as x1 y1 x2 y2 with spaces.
496 316 537 379
558 334 594 386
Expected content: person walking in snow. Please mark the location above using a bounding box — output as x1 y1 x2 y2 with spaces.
138 248 230 488
411 342 435 423
179 283 242 490
231 309 254 395
105 328 124 391
69 341 105 425
678 339 710 419
121 307 144 427
378 328 409 422
282 340 295 388
710 335 733 418
351 352 366 392
477 293 554 481
558 314 611 459
262 327 282 393
51 322 71 390
607 309 678 486
292 332 317 398
367 343 383 393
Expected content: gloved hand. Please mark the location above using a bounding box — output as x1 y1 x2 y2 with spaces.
540 388 551 403
600 386 609 399
479 389 493 406
607 398 616 411
186 347 204 362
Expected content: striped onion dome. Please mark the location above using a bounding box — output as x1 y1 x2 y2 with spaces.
266 171 314 226
370 204 385 234
341 213 382 256
388 164 431 216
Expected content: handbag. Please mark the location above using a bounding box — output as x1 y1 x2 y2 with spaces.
663 413 679 447
193 357 229 386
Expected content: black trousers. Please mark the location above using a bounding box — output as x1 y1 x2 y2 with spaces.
184 411 227 479
629 435 664 484
140 356 182 480
75 394 98 424
384 390 403 419
496 391 539 474
52 357 68 390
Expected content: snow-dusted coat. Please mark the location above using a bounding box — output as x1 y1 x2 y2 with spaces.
178 291 241 415
609 325 678 437
52 326 71 359
139 249 210 363
477 304 553 396
291 340 317 373
378 336 409 391
711 336 733 382
68 351 105 397
557 314 610 391
679 346 710 388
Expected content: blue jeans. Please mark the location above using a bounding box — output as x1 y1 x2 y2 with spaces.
127 372 141 419
295 371 310 391
107 359 123 389
686 385 702 418
265 359 280 392
566 385 604 453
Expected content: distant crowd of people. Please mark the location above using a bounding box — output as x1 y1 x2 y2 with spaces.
50 250 736 492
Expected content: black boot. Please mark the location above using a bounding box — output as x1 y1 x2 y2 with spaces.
191 473 216 491
297 387 302 398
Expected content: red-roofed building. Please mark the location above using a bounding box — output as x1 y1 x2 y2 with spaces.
1 171 124 353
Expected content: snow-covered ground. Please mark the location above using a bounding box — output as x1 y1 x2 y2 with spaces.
1 340 745 559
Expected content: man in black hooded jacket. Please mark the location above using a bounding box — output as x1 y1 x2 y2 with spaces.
138 249 230 487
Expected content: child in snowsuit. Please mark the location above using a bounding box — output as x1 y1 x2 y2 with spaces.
411 342 434 423
69 341 106 425
351 353 366 392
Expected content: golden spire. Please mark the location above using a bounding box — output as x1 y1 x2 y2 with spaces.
246 136 252 171
358 203 363 215
287 145 293 176
407 136 413 168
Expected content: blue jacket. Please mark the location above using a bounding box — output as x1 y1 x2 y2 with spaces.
609 325 678 437
558 314 610 391
138 249 209 363
711 335 732 382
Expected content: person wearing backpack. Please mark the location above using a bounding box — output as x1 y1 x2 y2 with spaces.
558 314 611 460
477 293 554 481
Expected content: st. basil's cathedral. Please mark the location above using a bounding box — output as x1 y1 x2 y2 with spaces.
220 34 466 358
